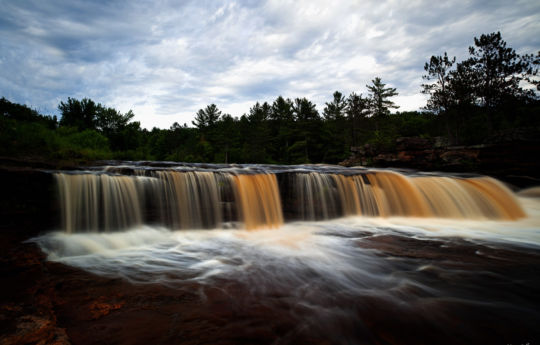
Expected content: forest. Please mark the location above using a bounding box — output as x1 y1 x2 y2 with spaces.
1 32 538 165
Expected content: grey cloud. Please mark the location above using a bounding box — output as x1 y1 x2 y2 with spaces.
0 0 538 127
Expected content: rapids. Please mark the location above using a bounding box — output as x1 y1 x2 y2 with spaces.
33 163 540 344
36 199 540 285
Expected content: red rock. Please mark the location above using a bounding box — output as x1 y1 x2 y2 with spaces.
88 298 124 320
0 315 69 345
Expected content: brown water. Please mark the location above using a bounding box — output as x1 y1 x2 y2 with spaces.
37 163 540 344
54 165 525 232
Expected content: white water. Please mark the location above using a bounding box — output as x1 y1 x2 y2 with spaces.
35 196 540 289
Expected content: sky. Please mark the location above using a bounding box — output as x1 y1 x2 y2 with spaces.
1 0 539 129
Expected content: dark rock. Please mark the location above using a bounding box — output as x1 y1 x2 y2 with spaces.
433 136 450 148
0 234 69 345
439 148 480 165
484 127 540 144
0 167 58 237
341 129 540 187
373 153 398 164
395 137 433 151
0 315 70 345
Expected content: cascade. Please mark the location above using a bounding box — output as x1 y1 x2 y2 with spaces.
56 173 142 233
289 170 525 220
36 164 537 345
56 169 285 232
294 172 340 220
55 166 525 233
154 171 224 229
233 174 283 230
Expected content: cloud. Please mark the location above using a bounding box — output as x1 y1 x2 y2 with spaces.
1 0 539 128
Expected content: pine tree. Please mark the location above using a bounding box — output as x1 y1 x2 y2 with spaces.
366 77 399 118
323 91 347 120
192 104 222 130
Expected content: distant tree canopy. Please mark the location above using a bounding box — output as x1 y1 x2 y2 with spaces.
1 97 57 128
1 32 538 164
58 97 98 130
59 97 138 132
56 97 142 152
422 31 539 142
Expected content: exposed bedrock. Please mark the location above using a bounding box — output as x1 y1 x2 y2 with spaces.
342 131 540 187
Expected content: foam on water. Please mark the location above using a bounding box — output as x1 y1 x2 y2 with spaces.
31 165 540 343
352 196 540 247
34 196 540 292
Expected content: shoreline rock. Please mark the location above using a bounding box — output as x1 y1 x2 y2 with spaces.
341 131 540 188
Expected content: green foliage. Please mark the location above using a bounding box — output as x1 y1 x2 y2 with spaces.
323 91 347 120
422 32 539 143
96 107 134 134
58 97 99 130
422 53 455 114
0 118 53 156
1 97 57 128
2 32 537 165
192 104 222 130
51 127 111 160
468 32 534 107
287 140 309 164
65 129 109 150
346 92 371 146
320 92 351 163
367 77 399 118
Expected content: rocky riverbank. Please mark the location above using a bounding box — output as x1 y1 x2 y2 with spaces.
2 158 540 344
340 129 540 187
3 220 540 344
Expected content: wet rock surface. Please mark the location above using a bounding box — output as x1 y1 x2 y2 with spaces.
2 160 540 344
2 226 540 345
0 233 69 345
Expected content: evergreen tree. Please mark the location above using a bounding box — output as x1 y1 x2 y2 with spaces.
321 91 349 162
291 98 321 163
248 102 271 122
422 53 456 138
366 77 399 119
192 104 222 130
346 93 370 146
467 32 537 108
243 102 272 162
269 96 294 162
292 97 319 122
323 91 347 120
270 96 294 122
214 114 239 163
422 53 456 114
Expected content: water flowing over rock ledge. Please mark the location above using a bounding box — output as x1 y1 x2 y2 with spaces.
0 161 530 235
2 161 540 345
49 163 525 233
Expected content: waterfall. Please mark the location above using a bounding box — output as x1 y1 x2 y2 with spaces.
56 173 142 233
290 170 525 220
56 170 284 232
233 174 283 230
294 172 340 220
55 166 525 233
154 171 224 229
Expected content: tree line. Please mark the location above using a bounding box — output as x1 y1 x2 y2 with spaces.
1 32 538 165
422 32 539 143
